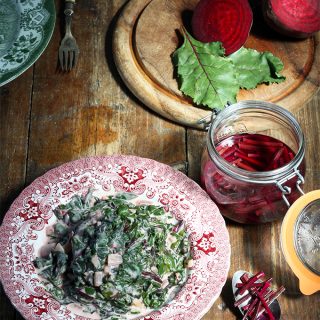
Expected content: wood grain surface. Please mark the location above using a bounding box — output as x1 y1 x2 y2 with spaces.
0 0 319 319
114 0 320 128
113 0 211 128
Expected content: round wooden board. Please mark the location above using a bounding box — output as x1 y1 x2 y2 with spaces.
113 0 320 129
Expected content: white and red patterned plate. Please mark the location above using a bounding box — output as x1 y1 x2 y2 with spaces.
0 155 230 320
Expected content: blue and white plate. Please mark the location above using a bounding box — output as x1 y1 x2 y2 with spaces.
0 0 55 86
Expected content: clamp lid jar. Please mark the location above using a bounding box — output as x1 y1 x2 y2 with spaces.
281 190 320 295
201 100 305 224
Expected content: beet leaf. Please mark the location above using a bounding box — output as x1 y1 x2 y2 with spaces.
172 29 239 109
172 30 286 109
230 47 286 89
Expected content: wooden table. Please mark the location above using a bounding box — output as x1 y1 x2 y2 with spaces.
0 1 319 319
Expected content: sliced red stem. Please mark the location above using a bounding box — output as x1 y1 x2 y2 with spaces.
243 297 259 320
235 271 285 320
256 290 275 320
238 272 265 295
242 137 283 147
236 161 256 171
234 151 264 167
234 292 252 307
220 145 236 158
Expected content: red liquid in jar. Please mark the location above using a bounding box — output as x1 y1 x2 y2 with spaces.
201 134 304 223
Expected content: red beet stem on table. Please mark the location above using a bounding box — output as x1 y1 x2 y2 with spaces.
236 281 264 289
243 297 259 320
259 279 273 296
256 290 275 320
240 272 250 282
252 300 263 320
266 286 286 305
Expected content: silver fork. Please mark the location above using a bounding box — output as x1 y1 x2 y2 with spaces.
59 0 79 71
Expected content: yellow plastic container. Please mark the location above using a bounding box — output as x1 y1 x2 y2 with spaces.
281 190 320 295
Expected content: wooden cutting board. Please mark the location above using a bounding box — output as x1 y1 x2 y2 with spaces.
113 0 320 129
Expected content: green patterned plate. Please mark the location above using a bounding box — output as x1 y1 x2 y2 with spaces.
0 0 55 86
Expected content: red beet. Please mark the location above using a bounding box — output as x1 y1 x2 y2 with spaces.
192 0 253 55
201 133 305 223
263 0 320 38
217 133 293 172
234 272 285 320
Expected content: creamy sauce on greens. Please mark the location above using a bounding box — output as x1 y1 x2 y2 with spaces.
34 191 191 319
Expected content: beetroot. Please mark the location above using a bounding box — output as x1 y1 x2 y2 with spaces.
263 0 320 38
201 133 305 223
234 271 285 320
215 133 293 172
191 0 253 55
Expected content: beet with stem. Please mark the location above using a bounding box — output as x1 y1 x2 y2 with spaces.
191 0 253 55
263 0 320 38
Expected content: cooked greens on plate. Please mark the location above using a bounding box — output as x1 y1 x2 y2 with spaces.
33 190 191 319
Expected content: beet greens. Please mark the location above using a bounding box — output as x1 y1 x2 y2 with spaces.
172 30 285 110
34 191 191 319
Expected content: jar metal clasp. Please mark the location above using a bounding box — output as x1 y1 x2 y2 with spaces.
197 111 217 130
275 168 305 207
197 102 232 130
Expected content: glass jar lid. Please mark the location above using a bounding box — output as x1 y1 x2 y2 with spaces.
281 190 320 295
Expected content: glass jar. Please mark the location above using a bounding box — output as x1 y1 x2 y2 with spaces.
201 100 305 224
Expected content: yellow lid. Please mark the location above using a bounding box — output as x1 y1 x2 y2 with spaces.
281 190 320 295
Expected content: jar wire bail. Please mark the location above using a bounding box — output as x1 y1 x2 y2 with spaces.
275 168 305 207
197 102 232 130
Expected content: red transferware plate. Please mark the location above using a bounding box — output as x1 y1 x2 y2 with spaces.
0 155 230 320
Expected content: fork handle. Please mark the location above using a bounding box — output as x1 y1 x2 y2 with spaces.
64 0 76 16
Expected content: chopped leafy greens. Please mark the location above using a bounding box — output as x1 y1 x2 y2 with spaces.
172 29 285 110
33 191 191 319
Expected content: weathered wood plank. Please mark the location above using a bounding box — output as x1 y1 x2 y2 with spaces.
1 1 186 318
0 69 33 319
26 0 186 184
1 0 319 319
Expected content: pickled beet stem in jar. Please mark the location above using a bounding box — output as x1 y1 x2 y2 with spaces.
216 134 294 172
201 101 305 224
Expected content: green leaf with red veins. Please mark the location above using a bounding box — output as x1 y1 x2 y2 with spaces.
172 29 239 110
